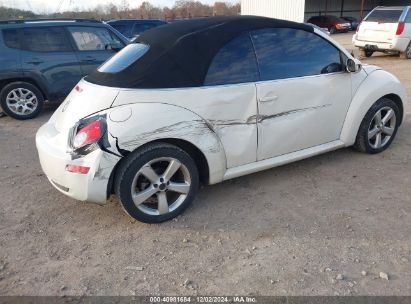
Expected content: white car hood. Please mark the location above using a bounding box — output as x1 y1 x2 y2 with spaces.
361 64 382 75
51 79 119 132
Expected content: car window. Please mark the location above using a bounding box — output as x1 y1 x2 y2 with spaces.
204 33 259 86
2 29 20 49
344 17 356 21
110 24 126 34
110 23 133 37
251 28 342 81
19 27 72 52
132 23 158 36
406 9 411 23
98 43 149 73
326 16 343 22
68 26 124 51
365 9 403 23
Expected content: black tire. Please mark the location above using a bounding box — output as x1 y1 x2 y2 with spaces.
359 49 374 58
399 41 411 59
354 98 400 154
115 143 199 223
0 81 44 120
329 26 337 34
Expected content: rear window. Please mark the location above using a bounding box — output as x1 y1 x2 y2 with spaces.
98 43 149 73
3 27 71 52
2 29 20 49
110 23 133 37
407 10 411 23
132 23 158 36
111 24 127 34
365 9 403 23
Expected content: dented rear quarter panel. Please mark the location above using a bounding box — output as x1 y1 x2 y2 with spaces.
100 103 228 185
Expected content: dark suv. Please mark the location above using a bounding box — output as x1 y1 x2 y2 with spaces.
107 19 167 40
0 19 128 120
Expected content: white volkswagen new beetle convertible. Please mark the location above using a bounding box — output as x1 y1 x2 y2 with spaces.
36 16 407 223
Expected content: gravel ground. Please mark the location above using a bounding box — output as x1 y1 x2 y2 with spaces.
0 33 410 296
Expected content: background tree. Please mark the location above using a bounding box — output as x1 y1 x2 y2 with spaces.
0 1 240 21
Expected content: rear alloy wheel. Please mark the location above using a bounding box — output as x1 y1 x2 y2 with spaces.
400 42 411 59
0 82 44 120
115 143 199 223
354 98 400 154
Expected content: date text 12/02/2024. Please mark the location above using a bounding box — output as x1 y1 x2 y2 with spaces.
150 297 257 303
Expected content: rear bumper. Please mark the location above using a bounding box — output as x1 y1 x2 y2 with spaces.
36 121 116 204
353 35 410 52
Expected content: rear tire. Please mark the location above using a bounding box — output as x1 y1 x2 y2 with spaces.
359 48 374 58
329 26 337 34
0 82 44 120
400 42 411 59
354 98 400 154
115 143 199 223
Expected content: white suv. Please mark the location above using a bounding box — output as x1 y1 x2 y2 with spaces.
353 6 411 58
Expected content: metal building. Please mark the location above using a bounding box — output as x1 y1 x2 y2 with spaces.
242 0 411 22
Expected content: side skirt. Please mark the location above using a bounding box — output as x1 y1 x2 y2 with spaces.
223 140 345 181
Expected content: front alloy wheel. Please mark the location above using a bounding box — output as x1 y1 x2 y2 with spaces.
115 144 199 223
354 98 400 154
367 107 396 150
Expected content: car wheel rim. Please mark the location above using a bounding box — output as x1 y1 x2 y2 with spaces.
131 157 191 216
368 106 396 149
5 88 38 116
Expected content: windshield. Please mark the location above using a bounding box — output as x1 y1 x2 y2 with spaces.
326 16 344 22
365 9 403 23
98 43 149 73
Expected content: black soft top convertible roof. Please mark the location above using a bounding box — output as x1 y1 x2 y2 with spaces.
86 16 314 89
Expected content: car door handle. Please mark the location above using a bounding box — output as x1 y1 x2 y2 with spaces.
259 95 278 103
81 57 96 62
25 58 44 65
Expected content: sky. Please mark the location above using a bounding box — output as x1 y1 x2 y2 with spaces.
0 0 239 13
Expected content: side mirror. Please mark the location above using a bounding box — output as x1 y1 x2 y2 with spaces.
105 43 123 52
346 58 362 73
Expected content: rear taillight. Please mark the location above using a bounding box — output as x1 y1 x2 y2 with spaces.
396 22 405 36
72 120 102 149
